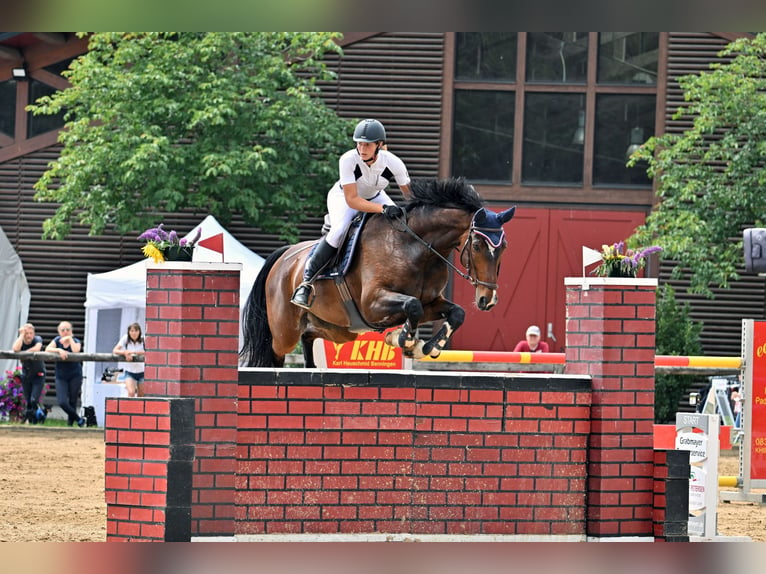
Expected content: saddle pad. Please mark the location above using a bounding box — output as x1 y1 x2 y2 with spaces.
317 213 369 279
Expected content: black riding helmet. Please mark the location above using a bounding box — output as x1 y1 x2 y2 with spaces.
353 119 386 164
353 119 386 143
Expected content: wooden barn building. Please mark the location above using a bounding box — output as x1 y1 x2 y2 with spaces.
0 32 761 368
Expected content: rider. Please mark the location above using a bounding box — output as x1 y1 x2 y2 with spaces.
291 118 412 309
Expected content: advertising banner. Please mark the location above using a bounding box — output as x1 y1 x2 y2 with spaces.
749 320 766 481
318 330 403 369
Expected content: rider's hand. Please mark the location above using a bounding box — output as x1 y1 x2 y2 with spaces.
382 204 403 220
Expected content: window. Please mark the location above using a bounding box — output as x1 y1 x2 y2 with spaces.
523 93 584 185
28 80 65 138
452 90 514 182
593 94 654 186
526 32 588 84
0 80 16 139
451 32 660 196
455 33 517 82
598 32 659 85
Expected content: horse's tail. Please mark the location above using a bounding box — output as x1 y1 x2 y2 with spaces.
240 245 290 367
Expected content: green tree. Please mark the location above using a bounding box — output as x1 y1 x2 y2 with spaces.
654 284 704 423
629 33 766 295
29 32 353 241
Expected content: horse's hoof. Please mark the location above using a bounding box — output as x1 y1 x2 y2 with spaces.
410 340 426 360
429 347 441 358
385 329 402 347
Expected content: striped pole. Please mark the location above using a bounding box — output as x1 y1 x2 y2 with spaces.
419 351 741 370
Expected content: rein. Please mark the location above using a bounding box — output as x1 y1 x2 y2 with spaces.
391 211 499 290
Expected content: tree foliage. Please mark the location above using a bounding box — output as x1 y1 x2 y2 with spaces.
654 284 704 423
29 32 353 241
629 33 766 295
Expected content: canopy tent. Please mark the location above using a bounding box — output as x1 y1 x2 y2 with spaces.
0 225 31 377
82 215 265 424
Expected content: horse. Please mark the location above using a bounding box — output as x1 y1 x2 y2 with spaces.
240 177 516 368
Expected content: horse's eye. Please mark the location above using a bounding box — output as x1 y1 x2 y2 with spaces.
472 240 482 251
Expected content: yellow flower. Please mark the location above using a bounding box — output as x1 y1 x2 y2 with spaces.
142 243 165 263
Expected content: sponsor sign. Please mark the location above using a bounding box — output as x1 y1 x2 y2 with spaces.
750 320 766 480
676 413 719 538
320 330 403 369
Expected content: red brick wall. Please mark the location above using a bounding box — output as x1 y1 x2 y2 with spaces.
143 263 240 537
105 269 681 541
104 397 195 541
236 370 591 536
564 278 657 538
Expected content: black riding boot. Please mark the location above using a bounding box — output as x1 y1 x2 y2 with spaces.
291 238 338 309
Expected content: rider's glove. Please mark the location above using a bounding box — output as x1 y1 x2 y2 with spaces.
382 204 404 220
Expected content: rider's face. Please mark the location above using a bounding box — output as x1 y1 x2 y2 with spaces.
356 141 378 161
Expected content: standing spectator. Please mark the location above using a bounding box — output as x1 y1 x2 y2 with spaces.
112 323 145 397
11 323 46 424
731 386 743 428
46 321 85 427
513 325 550 353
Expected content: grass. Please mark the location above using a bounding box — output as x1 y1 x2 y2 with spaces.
1 417 77 428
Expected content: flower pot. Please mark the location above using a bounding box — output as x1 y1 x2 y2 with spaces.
163 245 194 262
607 266 636 278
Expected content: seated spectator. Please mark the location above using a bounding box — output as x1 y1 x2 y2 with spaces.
513 325 550 353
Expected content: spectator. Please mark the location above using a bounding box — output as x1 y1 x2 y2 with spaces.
513 325 550 353
46 321 85 427
11 323 46 424
112 323 145 397
731 386 743 428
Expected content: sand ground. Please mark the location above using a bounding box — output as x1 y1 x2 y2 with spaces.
0 426 763 542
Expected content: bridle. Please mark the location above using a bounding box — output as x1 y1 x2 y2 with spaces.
392 209 502 290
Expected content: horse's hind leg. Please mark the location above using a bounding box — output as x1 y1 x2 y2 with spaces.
301 331 317 368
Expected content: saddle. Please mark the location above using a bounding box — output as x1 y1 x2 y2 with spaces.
310 213 376 332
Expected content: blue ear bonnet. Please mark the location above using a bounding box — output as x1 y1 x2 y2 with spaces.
471 207 513 248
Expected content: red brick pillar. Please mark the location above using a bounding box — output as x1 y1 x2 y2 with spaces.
105 397 195 541
144 262 241 538
564 277 657 539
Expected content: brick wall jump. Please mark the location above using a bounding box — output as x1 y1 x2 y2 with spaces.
237 370 591 537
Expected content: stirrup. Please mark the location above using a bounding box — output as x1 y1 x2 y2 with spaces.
290 283 315 309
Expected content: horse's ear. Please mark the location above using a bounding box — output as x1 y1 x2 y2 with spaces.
498 206 516 224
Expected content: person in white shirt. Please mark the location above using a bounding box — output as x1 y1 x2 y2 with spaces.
291 118 412 309
112 323 145 397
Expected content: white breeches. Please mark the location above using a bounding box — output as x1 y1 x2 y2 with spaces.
325 186 394 248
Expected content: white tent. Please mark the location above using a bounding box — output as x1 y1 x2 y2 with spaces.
82 215 265 423
0 225 31 376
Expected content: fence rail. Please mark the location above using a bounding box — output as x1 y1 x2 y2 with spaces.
2 349 741 375
0 351 140 363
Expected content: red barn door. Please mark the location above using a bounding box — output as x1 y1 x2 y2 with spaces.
448 207 647 353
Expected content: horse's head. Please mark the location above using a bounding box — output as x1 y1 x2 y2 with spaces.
461 206 516 311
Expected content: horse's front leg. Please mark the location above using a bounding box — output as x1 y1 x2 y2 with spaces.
421 298 465 358
367 293 424 354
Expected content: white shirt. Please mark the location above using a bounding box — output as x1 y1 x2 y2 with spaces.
117 334 145 374
336 148 410 199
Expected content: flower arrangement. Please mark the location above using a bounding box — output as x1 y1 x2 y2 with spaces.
138 224 201 263
594 242 662 278
0 367 24 422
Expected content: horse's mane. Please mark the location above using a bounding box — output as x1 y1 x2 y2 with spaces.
405 177 484 213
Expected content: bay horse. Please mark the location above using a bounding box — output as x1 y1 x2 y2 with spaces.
240 177 516 368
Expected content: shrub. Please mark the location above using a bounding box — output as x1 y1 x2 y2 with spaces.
0 367 24 422
654 284 704 423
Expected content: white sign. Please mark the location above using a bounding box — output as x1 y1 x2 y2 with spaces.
675 432 708 463
675 413 720 538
